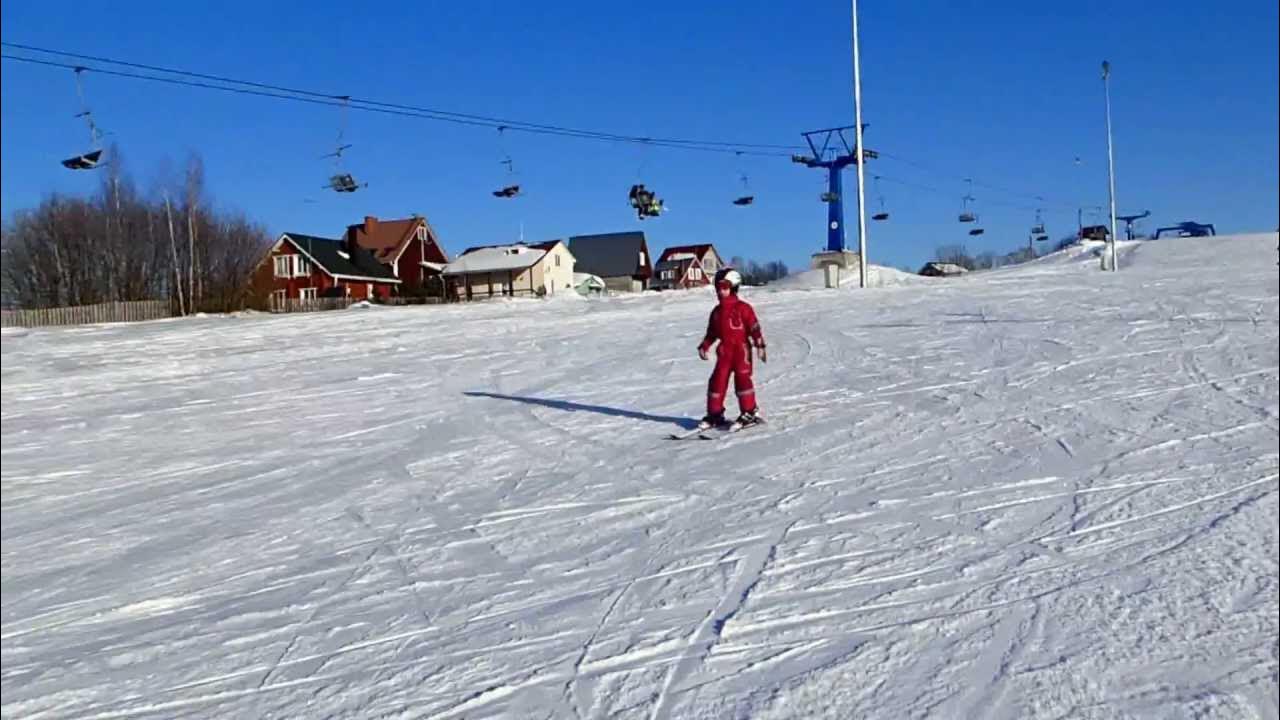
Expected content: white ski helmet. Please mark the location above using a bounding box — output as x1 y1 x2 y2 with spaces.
714 267 743 291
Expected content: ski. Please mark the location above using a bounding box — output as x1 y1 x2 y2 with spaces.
667 425 719 440
699 418 766 439
669 417 765 440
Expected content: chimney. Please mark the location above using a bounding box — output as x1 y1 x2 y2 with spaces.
347 215 377 255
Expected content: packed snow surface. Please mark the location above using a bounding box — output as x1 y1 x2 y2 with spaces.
2 234 1278 719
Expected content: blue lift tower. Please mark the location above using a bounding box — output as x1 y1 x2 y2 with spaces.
792 125 877 253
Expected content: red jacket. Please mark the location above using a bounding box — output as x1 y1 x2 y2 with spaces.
698 295 765 353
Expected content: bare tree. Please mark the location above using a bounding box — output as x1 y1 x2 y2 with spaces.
1 149 269 311
935 244 976 270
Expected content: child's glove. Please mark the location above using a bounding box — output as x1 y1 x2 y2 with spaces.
698 346 709 361
757 344 768 363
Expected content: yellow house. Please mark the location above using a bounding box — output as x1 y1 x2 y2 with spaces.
443 240 576 301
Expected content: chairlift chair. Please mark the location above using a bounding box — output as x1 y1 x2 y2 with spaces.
958 179 977 222
1030 207 1047 237
326 173 364 193
321 98 365 193
870 175 890 220
62 148 104 170
731 165 754 207
493 137 522 198
629 183 664 219
63 68 105 171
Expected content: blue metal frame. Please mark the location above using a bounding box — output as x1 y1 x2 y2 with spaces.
797 126 873 253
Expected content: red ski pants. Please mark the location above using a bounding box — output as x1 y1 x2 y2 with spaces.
707 342 756 415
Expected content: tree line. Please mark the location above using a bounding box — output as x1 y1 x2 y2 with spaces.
932 233 1079 271
728 256 789 285
1 149 270 312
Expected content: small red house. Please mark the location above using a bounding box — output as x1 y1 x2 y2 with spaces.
345 215 450 294
252 232 400 309
653 244 725 290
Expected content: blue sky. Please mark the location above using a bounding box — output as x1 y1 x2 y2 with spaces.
2 1 1276 271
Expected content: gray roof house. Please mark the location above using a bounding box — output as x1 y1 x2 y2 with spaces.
567 232 653 292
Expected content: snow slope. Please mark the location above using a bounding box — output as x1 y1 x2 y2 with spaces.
2 233 1278 719
769 262 930 290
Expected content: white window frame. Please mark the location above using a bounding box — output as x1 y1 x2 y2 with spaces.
273 255 291 278
271 289 286 308
417 225 427 241
299 287 317 301
639 251 646 266
555 253 561 267
293 255 311 277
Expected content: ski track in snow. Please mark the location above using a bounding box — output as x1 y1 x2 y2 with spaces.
2 234 1278 719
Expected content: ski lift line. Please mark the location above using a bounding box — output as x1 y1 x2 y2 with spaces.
1 43 806 154
4 54 798 159
7 54 798 160
4 45 1106 208
873 173 1068 213
875 150 1079 211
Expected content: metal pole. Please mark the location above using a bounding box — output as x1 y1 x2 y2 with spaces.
1103 60 1119 271
851 0 869 288
827 165 845 253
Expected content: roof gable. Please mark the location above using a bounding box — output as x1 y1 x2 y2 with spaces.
657 244 716 264
347 216 445 265
444 244 549 275
568 232 649 278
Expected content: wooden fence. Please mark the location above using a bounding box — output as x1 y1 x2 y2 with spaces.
270 297 355 314
269 296 447 313
0 300 173 329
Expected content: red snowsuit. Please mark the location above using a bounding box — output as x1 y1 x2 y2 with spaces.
698 294 766 416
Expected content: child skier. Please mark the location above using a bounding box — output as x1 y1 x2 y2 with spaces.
697 267 767 430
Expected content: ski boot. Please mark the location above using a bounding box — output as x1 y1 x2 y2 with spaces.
697 412 729 431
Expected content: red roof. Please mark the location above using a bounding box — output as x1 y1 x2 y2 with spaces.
346 215 449 265
657 244 718 264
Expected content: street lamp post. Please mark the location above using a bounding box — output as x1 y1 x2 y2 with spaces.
851 0 869 288
1102 60 1119 271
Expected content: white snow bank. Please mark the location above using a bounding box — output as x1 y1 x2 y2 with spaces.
768 263 934 290
2 232 1276 719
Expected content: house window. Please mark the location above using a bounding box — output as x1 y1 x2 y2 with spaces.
273 256 291 278
555 254 561 267
417 225 426 241
691 268 702 280
639 251 646 266
299 287 317 301
293 256 311 277
271 289 286 308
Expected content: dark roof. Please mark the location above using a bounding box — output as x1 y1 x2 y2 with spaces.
282 233 399 282
568 232 650 278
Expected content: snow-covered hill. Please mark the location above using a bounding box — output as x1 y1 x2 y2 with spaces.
3 233 1277 719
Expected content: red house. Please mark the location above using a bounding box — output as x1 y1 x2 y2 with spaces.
252 232 400 309
345 215 450 293
653 244 725 290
